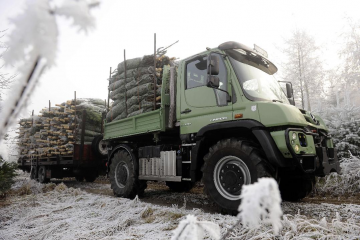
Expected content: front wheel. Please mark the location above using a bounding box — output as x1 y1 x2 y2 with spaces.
109 149 141 199
279 175 314 201
202 139 272 214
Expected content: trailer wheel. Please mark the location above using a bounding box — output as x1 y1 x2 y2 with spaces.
279 175 314 201
30 167 37 180
92 135 107 157
85 176 97 182
109 149 140 199
166 181 194 192
38 166 50 183
75 176 84 182
202 139 272 214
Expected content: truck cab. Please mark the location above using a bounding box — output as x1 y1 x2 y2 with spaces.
104 41 340 213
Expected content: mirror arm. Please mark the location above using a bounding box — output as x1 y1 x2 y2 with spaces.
214 88 232 102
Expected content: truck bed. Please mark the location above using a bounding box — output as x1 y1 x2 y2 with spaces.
103 65 171 140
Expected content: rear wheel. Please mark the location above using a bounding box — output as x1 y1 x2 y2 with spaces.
166 181 195 192
38 166 50 183
109 149 142 199
202 139 272 214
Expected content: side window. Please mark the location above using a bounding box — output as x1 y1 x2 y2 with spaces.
185 53 228 106
186 56 207 89
213 53 228 106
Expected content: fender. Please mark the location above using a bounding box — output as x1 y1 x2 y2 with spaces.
192 120 292 180
107 144 137 173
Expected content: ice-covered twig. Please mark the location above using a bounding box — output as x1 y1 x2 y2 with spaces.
171 215 220 240
0 57 47 140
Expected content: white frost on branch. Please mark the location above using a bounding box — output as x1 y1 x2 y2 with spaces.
3 0 58 70
238 178 283 235
54 0 96 33
0 0 98 140
171 215 220 240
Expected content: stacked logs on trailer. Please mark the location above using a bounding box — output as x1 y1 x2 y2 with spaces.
106 54 173 122
18 98 106 158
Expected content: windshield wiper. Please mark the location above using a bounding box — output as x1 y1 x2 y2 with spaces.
272 99 283 103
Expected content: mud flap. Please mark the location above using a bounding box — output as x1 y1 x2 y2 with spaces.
317 147 341 175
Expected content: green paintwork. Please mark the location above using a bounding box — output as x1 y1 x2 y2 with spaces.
326 139 334 148
270 131 292 158
103 109 165 140
288 131 316 155
104 46 333 163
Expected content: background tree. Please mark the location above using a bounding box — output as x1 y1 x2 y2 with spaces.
0 30 15 112
281 29 324 111
338 17 360 106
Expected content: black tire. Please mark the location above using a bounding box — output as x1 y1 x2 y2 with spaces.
202 139 272 214
75 176 84 182
84 176 97 182
109 149 141 199
92 135 107 157
166 181 195 192
38 166 50 183
138 180 148 197
30 167 37 180
279 175 314 201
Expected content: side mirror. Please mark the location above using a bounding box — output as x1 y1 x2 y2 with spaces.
207 76 220 88
286 83 293 98
208 55 219 75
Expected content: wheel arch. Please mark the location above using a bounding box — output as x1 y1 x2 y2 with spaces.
191 120 290 181
107 144 138 173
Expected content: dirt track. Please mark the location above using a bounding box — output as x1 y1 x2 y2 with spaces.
54 178 360 220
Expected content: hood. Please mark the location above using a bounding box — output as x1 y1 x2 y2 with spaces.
257 102 328 131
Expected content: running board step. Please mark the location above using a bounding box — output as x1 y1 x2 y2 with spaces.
138 176 182 182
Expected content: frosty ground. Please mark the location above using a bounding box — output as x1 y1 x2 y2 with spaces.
1 172 360 240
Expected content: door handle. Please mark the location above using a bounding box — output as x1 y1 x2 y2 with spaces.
181 108 192 114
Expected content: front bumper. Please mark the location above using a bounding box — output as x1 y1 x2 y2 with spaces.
285 128 341 176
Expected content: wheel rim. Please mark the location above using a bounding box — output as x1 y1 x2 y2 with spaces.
98 140 107 156
115 161 129 188
213 156 251 201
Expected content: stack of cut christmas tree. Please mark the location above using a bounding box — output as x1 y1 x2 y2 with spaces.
107 54 172 122
18 98 106 159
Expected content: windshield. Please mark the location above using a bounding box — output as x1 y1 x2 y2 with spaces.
226 49 290 104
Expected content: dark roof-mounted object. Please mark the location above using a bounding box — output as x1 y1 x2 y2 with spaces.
219 41 278 74
218 41 253 52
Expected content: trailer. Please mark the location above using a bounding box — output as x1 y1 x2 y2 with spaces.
18 107 108 183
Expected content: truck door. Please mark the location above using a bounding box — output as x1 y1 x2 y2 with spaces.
178 53 233 134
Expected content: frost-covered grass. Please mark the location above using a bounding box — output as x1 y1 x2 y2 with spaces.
315 155 360 196
1 177 360 239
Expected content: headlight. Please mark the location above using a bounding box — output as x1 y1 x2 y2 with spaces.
294 145 299 152
292 132 297 140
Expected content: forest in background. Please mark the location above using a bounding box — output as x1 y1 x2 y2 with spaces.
280 17 360 159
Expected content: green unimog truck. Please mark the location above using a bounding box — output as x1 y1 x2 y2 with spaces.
103 41 340 213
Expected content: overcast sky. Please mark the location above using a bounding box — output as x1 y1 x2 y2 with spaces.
0 0 359 120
